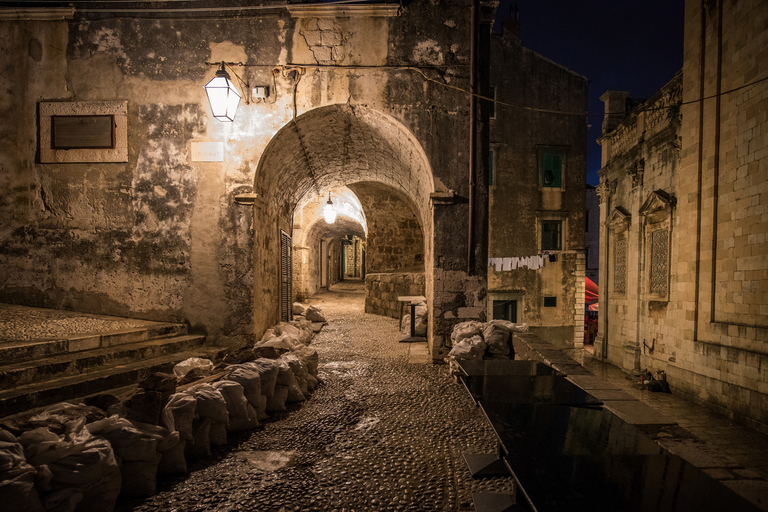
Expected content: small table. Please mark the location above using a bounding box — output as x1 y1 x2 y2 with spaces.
397 295 426 343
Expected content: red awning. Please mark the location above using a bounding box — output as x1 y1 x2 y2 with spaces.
585 277 599 304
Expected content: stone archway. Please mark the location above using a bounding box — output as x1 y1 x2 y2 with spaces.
250 104 434 339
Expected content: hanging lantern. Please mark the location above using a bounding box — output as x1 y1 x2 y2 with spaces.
204 62 241 122
323 193 337 224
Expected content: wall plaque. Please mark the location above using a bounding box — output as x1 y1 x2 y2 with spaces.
52 115 115 149
40 101 128 163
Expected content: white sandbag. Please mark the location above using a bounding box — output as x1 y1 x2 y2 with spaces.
292 345 319 377
280 353 310 396
160 392 197 441
158 439 187 475
276 361 305 403
212 380 249 419
226 366 262 406
305 373 319 391
260 328 277 342
0 429 45 512
21 419 122 509
243 359 280 398
290 319 314 344
85 416 167 498
483 323 511 356
256 332 301 352
265 386 289 413
292 302 307 315
120 459 160 497
401 303 428 336
256 394 269 421
228 404 259 432
448 335 486 361
86 416 166 463
173 357 214 379
190 384 229 424
450 321 483 346
304 305 326 322
488 319 529 332
186 417 211 459
209 422 228 446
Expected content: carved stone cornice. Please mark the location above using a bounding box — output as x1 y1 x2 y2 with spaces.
595 181 610 204
627 159 644 189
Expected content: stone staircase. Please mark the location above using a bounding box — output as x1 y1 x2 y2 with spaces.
0 314 213 418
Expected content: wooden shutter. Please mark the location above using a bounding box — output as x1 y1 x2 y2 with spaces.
280 230 292 322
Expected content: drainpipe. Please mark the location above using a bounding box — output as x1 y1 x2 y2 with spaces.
468 0 477 274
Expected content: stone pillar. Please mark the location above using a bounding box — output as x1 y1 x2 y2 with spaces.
593 180 610 360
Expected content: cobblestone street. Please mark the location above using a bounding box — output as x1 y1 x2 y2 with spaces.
116 281 515 511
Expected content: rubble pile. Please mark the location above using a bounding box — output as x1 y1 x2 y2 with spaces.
0 303 325 512
445 320 528 375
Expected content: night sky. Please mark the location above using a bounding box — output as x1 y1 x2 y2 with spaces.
494 0 685 185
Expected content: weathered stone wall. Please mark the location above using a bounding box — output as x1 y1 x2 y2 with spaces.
0 1 487 354
365 272 426 319
350 182 424 274
596 0 768 429
485 24 589 348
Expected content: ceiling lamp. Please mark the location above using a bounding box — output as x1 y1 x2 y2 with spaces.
323 193 337 224
204 62 242 122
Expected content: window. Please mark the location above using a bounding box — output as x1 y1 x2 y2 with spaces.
542 151 563 188
543 296 557 307
541 220 562 251
492 299 516 322
489 149 495 186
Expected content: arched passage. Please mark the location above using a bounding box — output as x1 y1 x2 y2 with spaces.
251 104 434 337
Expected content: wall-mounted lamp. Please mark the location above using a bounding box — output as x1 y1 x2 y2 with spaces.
204 62 245 122
323 193 337 224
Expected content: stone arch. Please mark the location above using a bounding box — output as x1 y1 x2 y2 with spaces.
251 104 434 335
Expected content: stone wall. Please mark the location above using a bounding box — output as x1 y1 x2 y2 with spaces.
365 272 426 319
595 0 768 430
0 0 489 354
349 182 424 274
485 23 589 349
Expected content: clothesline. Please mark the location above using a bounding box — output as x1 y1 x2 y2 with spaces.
487 255 547 271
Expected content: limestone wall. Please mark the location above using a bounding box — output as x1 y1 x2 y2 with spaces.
595 0 768 429
365 273 426 319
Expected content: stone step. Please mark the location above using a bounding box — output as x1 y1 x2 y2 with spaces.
0 322 188 364
0 333 208 391
0 347 218 418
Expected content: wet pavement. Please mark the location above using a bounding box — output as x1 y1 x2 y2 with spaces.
116 280 516 511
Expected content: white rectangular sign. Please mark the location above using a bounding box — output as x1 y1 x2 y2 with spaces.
191 141 224 162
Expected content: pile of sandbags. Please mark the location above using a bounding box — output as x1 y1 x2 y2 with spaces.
446 320 528 374
400 299 428 336
0 305 328 511
292 301 327 324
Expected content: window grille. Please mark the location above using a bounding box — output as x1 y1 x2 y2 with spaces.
650 229 669 294
614 238 627 294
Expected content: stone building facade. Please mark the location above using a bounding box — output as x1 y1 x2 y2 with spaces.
0 0 586 361
487 20 588 348
596 0 768 428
